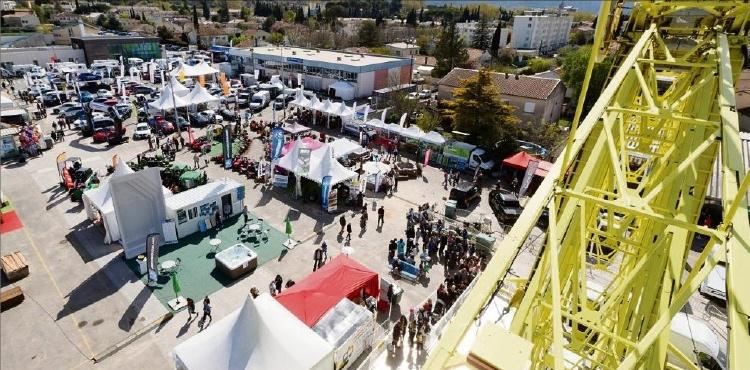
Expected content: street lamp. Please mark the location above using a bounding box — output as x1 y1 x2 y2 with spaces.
167 63 184 141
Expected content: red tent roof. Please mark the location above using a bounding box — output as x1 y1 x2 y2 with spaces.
276 255 379 326
502 151 552 177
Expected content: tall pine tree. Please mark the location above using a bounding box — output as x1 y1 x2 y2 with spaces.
490 20 503 57
471 17 491 50
433 22 469 77
202 0 210 21
192 5 200 32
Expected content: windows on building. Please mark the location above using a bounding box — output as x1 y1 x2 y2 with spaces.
523 101 536 113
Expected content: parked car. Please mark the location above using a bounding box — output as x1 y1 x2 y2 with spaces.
237 92 252 107
248 91 270 111
97 89 114 98
54 102 81 115
488 190 523 224
114 104 132 119
448 182 481 209
406 92 420 101
149 115 175 134
92 127 125 143
273 94 294 110
63 106 85 122
169 115 190 129
189 112 211 126
78 91 94 103
133 85 155 95
220 93 237 105
418 89 432 99
73 112 105 129
219 108 236 121
133 122 152 140
202 110 223 124
42 92 65 106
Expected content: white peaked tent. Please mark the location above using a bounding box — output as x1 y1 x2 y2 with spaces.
328 81 355 101
383 123 403 135
365 119 386 130
422 131 446 146
170 61 220 77
308 145 357 185
290 89 311 108
173 294 335 370
186 84 220 105
82 159 172 245
400 125 426 141
170 76 190 96
149 85 190 110
329 138 362 159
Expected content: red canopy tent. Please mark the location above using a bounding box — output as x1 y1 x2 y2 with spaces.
502 151 552 177
276 255 379 327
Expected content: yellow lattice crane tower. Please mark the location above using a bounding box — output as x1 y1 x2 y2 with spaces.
424 1 750 369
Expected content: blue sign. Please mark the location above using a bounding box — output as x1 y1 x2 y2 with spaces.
321 176 332 210
222 126 232 169
286 57 303 64
236 186 245 200
271 128 284 160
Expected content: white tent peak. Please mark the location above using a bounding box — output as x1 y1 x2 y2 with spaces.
187 84 220 105
170 76 190 96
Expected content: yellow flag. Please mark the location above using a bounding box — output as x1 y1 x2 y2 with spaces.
178 68 185 82
199 75 205 87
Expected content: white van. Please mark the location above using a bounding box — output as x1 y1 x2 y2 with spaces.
248 90 270 111
669 314 726 369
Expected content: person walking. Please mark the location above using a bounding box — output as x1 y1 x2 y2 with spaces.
193 152 200 169
186 298 196 321
313 247 323 271
346 223 352 242
274 274 283 293
243 205 249 224
393 175 399 193
200 296 212 326
321 241 328 261
339 215 346 234
378 206 385 227
360 210 368 231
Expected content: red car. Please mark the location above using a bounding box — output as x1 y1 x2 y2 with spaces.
92 127 126 143
150 115 175 134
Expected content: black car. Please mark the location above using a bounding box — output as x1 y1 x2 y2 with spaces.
219 108 236 121
449 182 482 209
488 190 523 224
188 112 211 127
133 85 155 95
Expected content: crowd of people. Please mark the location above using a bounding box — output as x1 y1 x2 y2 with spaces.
388 207 489 353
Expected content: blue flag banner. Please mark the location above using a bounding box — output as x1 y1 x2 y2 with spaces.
321 175 332 210
271 128 284 160
222 125 232 169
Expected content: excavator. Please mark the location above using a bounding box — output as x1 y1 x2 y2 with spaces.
424 1 750 369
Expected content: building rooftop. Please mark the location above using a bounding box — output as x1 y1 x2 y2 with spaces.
387 42 419 49
71 35 158 41
438 68 562 100
251 46 408 67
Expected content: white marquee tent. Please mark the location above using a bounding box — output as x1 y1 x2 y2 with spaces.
82 159 172 245
329 138 362 159
170 61 220 77
422 131 446 146
186 84 220 106
278 139 357 185
169 76 190 96
149 85 190 110
174 294 334 370
328 81 355 101
312 298 375 370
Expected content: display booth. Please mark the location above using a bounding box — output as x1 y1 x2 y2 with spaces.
83 158 173 245
312 298 375 370
110 167 169 258
174 294 334 370
276 255 379 327
164 178 245 239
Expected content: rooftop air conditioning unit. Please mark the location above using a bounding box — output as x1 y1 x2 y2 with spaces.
337 57 342 61
292 51 296 55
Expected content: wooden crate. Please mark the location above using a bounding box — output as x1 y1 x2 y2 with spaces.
0 286 24 311
1 251 29 282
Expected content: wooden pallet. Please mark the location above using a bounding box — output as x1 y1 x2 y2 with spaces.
0 286 24 311
1 251 29 282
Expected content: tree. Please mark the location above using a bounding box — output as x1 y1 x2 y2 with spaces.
433 22 469 77
295 7 305 23
95 14 107 28
107 13 123 31
202 0 210 20
269 32 284 45
406 8 417 26
283 10 296 23
193 5 200 32
217 0 229 22
262 16 275 32
527 58 552 74
443 69 519 149
471 17 491 50
561 46 613 112
157 26 174 43
569 30 588 45
416 109 440 132
489 21 504 57
357 20 380 47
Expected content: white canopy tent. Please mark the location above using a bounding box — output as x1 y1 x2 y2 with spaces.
400 125 426 141
186 84 220 106
174 294 334 370
422 131 446 146
278 140 357 185
149 85 191 110
329 138 363 159
328 81 355 101
289 90 311 108
170 61 220 77
312 298 375 370
169 76 190 96
82 159 172 245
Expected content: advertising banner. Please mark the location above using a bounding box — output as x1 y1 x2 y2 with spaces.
298 147 311 176
273 174 288 188
222 125 232 169
271 128 284 160
146 233 160 283
519 159 539 198
328 188 338 213
321 176 332 210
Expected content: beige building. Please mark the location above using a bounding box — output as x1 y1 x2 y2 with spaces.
2 11 40 29
386 42 419 58
53 23 98 45
437 68 566 123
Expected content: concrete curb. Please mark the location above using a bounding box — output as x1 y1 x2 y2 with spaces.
92 312 174 363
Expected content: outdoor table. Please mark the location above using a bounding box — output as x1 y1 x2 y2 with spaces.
209 238 222 252
160 260 177 274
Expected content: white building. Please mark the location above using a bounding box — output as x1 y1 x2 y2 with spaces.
251 46 413 98
511 10 572 54
386 42 419 58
